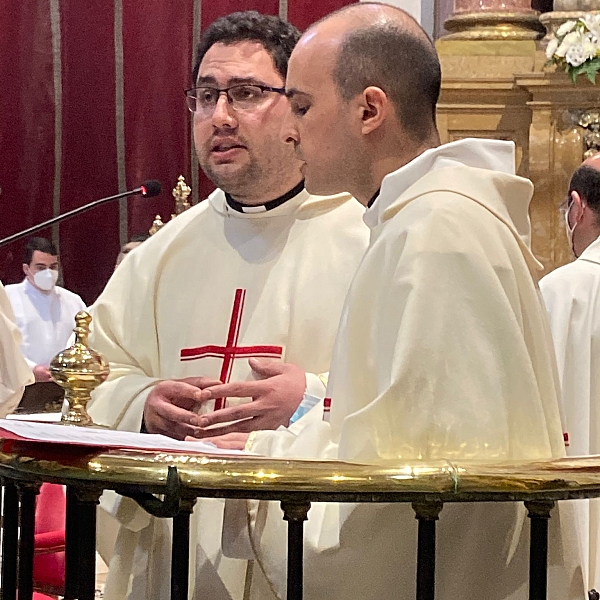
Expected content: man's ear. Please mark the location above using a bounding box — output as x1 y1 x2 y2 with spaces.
22 263 29 277
571 190 586 221
358 86 388 135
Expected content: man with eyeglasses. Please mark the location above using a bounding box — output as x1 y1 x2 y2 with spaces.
540 152 600 593
87 10 368 600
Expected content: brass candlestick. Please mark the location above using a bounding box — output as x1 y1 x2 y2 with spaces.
50 311 109 427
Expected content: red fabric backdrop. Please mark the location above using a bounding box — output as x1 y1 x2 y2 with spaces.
0 0 354 305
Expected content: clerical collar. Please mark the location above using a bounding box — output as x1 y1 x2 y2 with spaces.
225 180 305 214
367 189 380 208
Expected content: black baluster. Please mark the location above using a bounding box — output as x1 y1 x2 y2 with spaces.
281 501 311 600
65 486 102 600
171 499 196 600
412 502 443 600
525 500 555 600
16 482 40 600
1 480 19 600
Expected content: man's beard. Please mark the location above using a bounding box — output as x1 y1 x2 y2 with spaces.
201 154 262 199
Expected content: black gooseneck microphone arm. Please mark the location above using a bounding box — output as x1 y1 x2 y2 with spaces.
0 181 161 249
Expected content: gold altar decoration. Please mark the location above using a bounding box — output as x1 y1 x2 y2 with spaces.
149 175 192 236
149 214 165 236
171 174 191 218
49 311 109 427
575 109 600 157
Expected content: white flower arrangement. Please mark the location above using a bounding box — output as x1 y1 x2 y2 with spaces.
546 14 600 83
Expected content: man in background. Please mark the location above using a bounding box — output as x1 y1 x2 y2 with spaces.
208 5 584 599
88 11 368 600
540 152 600 592
5 237 85 410
114 233 150 269
0 281 33 415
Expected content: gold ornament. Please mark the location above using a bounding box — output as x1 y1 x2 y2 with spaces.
171 175 192 220
149 214 165 236
50 311 109 427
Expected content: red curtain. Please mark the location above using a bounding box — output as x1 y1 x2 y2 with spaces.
0 0 354 305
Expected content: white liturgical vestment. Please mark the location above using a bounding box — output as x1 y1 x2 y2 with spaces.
5 279 85 368
540 236 600 591
224 139 585 600
0 282 33 415
87 187 369 600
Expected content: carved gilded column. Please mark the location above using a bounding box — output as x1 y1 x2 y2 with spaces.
515 73 599 272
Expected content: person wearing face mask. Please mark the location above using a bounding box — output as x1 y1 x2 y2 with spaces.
4 237 85 409
540 152 600 593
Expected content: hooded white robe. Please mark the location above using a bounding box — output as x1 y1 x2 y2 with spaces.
223 139 585 600
86 187 369 600
0 281 33 415
540 235 600 591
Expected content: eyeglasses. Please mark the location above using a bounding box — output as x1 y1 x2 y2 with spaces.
185 84 286 115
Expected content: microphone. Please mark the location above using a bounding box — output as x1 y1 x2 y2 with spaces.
0 180 162 248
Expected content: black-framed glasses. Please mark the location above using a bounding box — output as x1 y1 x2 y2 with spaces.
185 84 286 115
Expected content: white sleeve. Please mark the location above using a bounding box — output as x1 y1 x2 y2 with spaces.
87 253 161 431
0 284 34 416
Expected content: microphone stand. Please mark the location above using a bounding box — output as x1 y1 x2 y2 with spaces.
0 188 144 248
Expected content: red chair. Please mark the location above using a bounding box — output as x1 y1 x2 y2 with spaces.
33 483 66 598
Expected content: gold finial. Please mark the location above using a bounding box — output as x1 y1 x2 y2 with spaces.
149 214 165 236
50 311 109 427
171 175 191 219
576 110 600 160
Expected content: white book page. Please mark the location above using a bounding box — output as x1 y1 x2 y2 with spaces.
0 419 253 456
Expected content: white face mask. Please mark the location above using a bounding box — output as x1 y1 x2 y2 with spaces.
564 200 583 258
33 268 58 291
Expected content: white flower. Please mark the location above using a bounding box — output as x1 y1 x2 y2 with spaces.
566 44 587 66
581 33 599 60
582 14 600 38
556 30 582 57
546 36 560 59
557 20 577 37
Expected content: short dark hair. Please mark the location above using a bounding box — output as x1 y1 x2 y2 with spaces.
569 166 600 216
129 233 150 244
332 23 441 141
23 237 58 265
192 11 301 84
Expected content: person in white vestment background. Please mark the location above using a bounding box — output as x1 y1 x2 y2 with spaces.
114 233 150 270
540 153 600 594
0 281 34 416
5 237 85 411
86 11 368 600
204 5 585 599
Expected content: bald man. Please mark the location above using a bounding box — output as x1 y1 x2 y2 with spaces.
540 153 600 592
205 4 585 599
0 281 33 415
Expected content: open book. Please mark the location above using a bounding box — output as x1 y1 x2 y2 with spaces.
0 419 251 456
